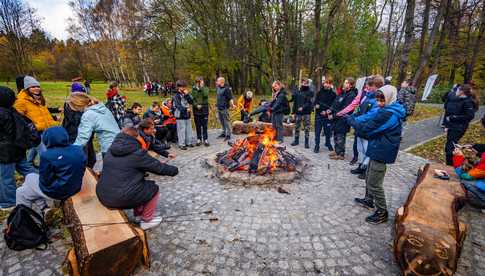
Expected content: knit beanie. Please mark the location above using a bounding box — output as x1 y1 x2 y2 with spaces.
379 85 397 105
71 82 86 93
23 76 40 90
0 86 16 108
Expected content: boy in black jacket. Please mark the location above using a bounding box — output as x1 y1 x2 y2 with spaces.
314 78 336 152
290 79 314 148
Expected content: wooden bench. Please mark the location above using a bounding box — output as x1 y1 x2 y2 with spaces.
232 120 294 136
394 163 467 276
63 168 149 276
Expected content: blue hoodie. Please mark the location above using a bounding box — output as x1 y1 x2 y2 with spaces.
39 127 87 200
74 103 120 153
347 102 406 164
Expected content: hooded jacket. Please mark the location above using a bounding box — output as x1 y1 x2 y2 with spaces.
96 132 179 209
14 90 56 131
173 91 194 120
0 87 26 163
270 88 290 115
443 92 476 131
291 86 314 115
74 103 120 153
347 102 406 164
39 127 87 200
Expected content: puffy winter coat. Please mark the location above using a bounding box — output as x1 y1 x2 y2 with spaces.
96 132 179 209
14 90 56 131
74 103 120 153
347 102 406 164
0 87 26 163
39 127 87 200
291 86 314 115
443 92 476 131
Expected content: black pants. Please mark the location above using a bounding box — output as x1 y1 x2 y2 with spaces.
272 113 284 142
194 114 208 141
85 136 96 169
314 114 333 149
352 134 358 160
445 128 467 165
334 132 346 156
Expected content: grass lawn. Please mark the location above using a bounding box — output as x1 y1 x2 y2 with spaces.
407 103 443 123
408 122 485 163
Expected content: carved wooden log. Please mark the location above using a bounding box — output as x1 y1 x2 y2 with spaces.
63 168 150 276
232 121 294 136
394 163 467 276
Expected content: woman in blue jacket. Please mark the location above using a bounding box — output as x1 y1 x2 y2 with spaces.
346 85 405 224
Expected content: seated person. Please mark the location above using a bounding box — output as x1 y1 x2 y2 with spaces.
138 118 174 158
96 127 179 230
16 126 87 215
453 147 485 209
249 99 271 123
160 99 177 143
237 91 253 122
123 102 143 128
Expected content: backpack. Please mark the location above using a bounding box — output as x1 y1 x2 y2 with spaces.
11 111 41 149
3 204 49 251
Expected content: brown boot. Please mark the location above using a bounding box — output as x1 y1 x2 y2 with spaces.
330 154 345 160
328 151 337 157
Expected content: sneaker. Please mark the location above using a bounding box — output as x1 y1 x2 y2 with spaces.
196 140 202 146
217 133 226 139
140 216 163 230
224 135 231 141
179 145 187 150
188 144 195 148
313 146 320 153
204 140 210 147
354 198 374 210
351 165 365 175
365 209 388 224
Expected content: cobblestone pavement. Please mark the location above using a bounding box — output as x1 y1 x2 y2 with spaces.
1 131 484 276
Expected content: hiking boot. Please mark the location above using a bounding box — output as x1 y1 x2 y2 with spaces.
196 140 202 146
304 137 309 149
188 144 194 147
291 137 299 146
349 157 358 165
224 135 231 141
327 146 334 151
330 154 345 160
140 216 163 230
204 140 210 147
217 133 226 139
354 197 374 210
179 145 188 150
365 209 388 224
328 151 337 157
358 172 366 180
313 146 320 153
351 165 365 175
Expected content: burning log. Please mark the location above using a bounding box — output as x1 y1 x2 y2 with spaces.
249 144 265 174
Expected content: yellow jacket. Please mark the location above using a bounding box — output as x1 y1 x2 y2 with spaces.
14 90 57 131
237 95 253 113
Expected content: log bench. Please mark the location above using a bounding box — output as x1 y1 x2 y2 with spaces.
63 168 150 276
232 120 294 137
394 163 467 276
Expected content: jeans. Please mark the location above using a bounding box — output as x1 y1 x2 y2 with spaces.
194 114 208 141
16 173 51 211
462 181 485 209
271 113 284 142
334 132 346 156
365 160 388 211
26 142 47 167
445 128 467 165
134 192 160 222
177 119 193 146
217 109 232 137
356 137 369 166
315 115 333 149
0 158 37 208
294 114 311 139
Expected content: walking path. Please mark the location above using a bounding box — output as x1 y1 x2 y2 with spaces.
402 105 485 151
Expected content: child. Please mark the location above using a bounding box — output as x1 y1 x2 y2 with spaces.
137 118 174 159
237 91 254 122
453 147 485 209
173 80 194 149
123 102 143 128
16 127 87 215
96 128 178 230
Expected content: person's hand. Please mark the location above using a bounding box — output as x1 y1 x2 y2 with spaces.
298 107 303 112
197 104 202 109
231 103 236 110
453 148 464 156
320 111 326 116
315 104 320 109
59 106 64 113
328 114 333 120
154 119 161 124
168 153 176 159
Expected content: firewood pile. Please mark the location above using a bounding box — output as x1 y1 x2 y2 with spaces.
215 128 300 175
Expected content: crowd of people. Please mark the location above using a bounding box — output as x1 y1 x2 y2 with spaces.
0 73 483 236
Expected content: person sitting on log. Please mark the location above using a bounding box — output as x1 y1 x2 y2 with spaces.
249 100 271 123
96 127 179 230
237 90 254 123
161 99 177 144
346 85 405 224
453 147 485 209
138 118 174 159
16 126 87 219
123 102 143 128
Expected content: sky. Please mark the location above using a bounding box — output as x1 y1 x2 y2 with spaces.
27 0 73 40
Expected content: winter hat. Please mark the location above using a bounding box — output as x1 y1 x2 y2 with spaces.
0 86 16 108
23 76 40 90
71 82 86 93
246 91 253 99
379 85 397 105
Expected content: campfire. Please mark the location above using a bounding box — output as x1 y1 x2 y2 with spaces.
215 128 300 175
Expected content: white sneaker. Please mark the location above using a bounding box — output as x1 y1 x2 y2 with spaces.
140 216 163 230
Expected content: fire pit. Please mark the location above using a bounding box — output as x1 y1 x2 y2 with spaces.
205 128 306 185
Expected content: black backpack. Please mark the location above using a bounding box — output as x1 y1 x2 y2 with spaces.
3 204 49 251
11 111 41 149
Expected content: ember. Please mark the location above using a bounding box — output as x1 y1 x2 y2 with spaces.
215 128 300 175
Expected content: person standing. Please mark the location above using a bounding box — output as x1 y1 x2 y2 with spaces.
215 77 235 141
0 86 37 210
270 81 290 143
443 84 478 165
192 77 210 146
14 76 58 167
397 79 417 119
290 79 314 149
347 87 405 224
314 78 336 153
68 93 120 157
173 80 194 150
237 91 254 122
106 82 126 128
327 78 358 160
